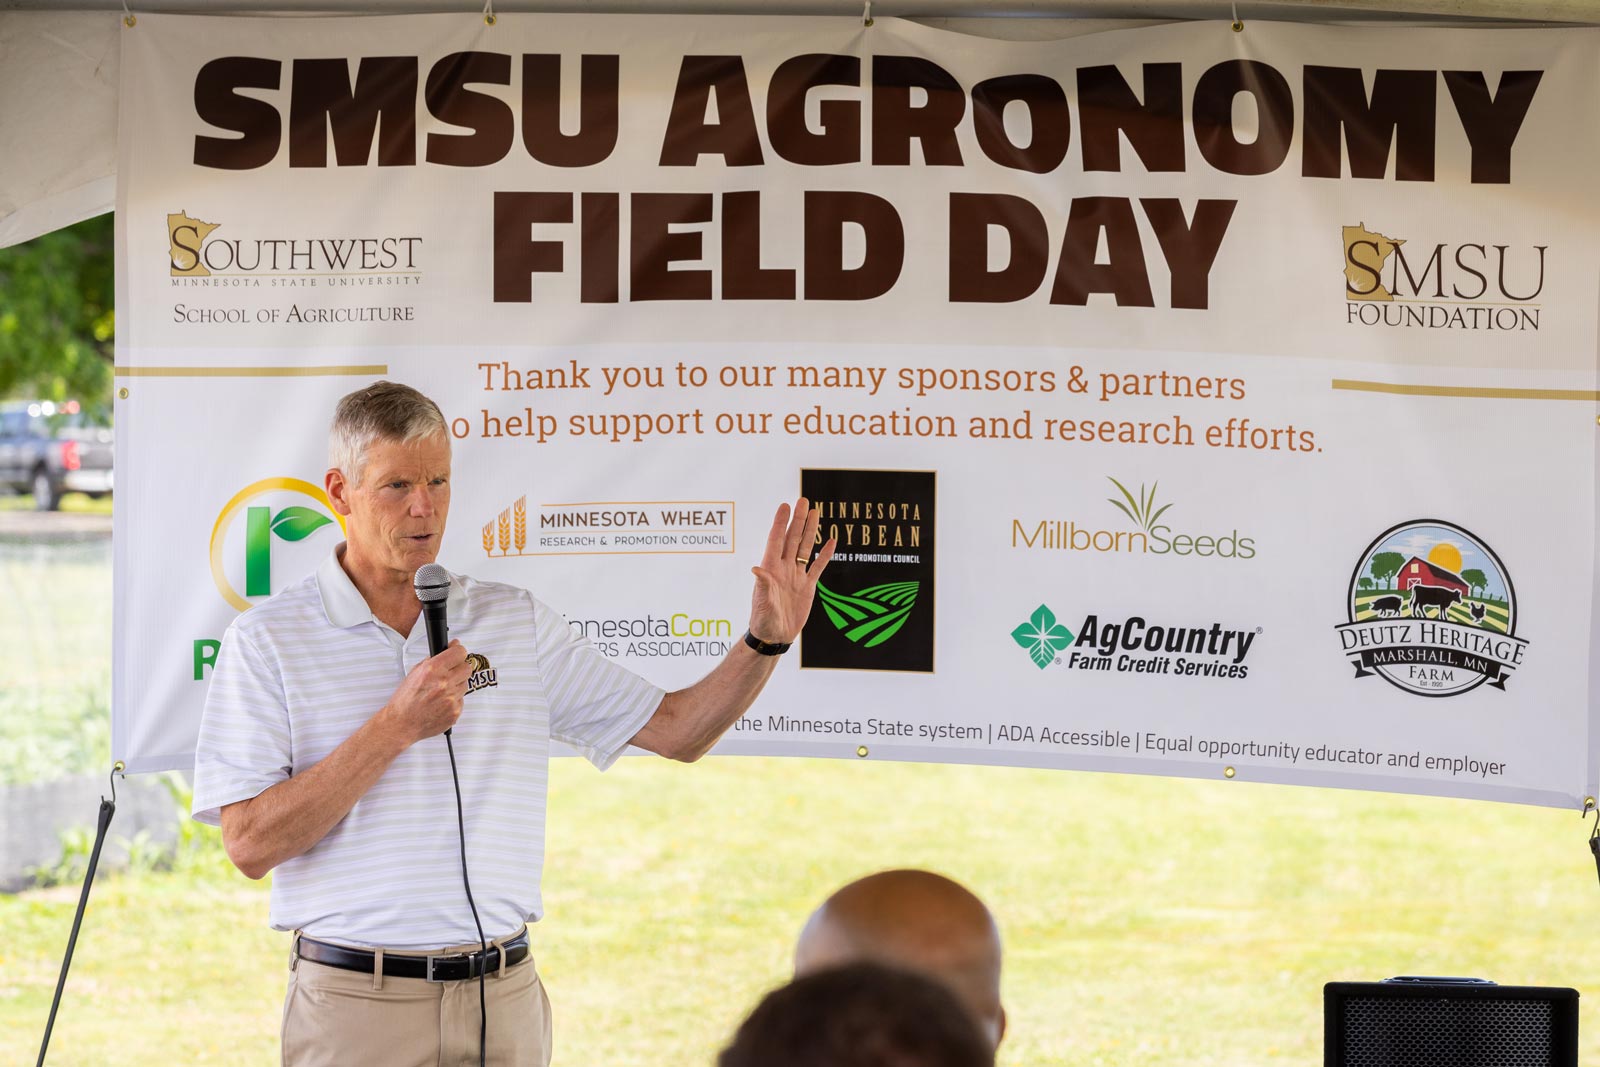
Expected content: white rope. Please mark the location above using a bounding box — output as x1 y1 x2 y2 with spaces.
1231 1 1243 31
863 0 874 27
121 0 135 27
483 0 496 26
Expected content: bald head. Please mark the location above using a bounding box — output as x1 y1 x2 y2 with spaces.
794 870 1005 1047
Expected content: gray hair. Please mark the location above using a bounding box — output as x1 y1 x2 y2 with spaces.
329 381 448 486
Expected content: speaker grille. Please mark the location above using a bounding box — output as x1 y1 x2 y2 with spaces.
1342 996 1554 1067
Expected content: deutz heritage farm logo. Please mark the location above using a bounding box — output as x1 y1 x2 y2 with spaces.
1335 520 1529 697
799 469 935 674
1342 222 1545 332
1012 476 1256 560
1012 604 1257 680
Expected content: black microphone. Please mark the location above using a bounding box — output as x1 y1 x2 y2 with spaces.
414 563 453 736
414 562 451 657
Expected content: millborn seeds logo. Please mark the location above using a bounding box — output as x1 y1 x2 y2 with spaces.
1012 476 1256 560
209 477 344 612
1334 519 1529 697
800 468 935 673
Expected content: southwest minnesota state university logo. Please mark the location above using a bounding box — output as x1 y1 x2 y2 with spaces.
169 211 220 276
1336 520 1529 697
799 469 935 673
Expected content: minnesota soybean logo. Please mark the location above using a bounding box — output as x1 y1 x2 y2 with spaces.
1335 520 1529 697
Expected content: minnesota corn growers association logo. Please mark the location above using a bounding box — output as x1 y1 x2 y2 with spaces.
210 477 344 612
799 468 935 674
1335 520 1528 697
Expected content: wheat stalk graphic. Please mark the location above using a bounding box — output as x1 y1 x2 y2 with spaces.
497 510 511 553
513 497 527 554
482 521 495 555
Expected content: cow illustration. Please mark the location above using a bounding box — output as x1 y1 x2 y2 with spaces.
1371 595 1403 617
1410 584 1462 619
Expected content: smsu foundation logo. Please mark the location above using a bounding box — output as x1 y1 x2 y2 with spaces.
1342 222 1545 332
1335 519 1529 697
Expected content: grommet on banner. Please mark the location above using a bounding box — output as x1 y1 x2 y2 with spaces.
121 0 135 27
483 0 496 26
856 745 870 758
1231 1 1243 32
1223 765 1236 779
118 387 129 399
863 0 874 27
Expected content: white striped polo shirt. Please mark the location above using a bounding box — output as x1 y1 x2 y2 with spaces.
191 545 663 950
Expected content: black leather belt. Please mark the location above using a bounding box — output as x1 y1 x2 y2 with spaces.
296 930 530 982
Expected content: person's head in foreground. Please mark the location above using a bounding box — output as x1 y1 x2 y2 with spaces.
719 962 995 1067
794 868 1006 1047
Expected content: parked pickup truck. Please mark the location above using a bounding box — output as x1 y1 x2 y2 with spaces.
0 400 114 510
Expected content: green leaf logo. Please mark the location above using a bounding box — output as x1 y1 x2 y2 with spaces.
1106 476 1173 533
1012 604 1074 670
245 504 336 597
815 581 918 647
270 506 334 542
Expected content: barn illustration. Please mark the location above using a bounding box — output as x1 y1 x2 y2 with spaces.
1397 557 1469 596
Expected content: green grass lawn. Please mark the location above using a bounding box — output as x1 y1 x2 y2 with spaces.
0 492 114 514
3 758 1596 1066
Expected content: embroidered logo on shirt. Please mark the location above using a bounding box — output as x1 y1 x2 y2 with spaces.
465 652 499 694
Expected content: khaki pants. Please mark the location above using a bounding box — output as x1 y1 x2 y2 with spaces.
281 930 553 1067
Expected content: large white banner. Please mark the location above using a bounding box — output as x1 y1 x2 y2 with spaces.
114 14 1600 808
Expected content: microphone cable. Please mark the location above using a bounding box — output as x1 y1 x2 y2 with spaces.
444 731 489 1067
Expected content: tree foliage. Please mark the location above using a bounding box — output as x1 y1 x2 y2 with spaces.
1369 551 1405 590
0 213 114 404
1461 568 1488 598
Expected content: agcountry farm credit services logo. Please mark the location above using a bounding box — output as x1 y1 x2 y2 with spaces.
1012 604 1257 679
800 468 935 674
210 477 345 612
1335 520 1529 697
1342 222 1546 332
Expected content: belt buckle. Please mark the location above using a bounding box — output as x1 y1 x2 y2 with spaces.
425 952 459 983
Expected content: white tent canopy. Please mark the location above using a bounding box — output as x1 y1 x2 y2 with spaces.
3 0 1599 247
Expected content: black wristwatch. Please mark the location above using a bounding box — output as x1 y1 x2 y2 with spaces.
743 630 792 656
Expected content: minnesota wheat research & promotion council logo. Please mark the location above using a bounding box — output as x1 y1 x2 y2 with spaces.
1335 519 1529 697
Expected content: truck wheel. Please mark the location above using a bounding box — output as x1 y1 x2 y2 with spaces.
32 468 60 511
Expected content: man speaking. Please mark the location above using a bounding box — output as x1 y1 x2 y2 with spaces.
191 381 835 1066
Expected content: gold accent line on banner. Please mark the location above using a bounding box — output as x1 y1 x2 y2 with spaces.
115 365 388 378
1332 379 1600 402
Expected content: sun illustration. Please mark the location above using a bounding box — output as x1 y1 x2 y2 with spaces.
1427 542 1463 574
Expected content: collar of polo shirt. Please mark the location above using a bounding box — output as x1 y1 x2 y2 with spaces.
317 543 471 634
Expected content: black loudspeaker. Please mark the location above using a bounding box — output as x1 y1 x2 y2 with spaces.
1325 977 1578 1067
